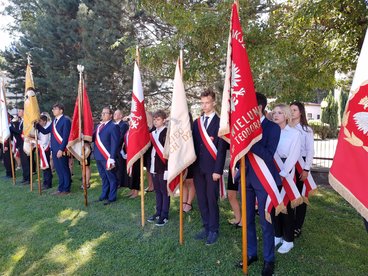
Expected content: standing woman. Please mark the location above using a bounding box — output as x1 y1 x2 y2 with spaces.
272 104 301 254
290 101 314 238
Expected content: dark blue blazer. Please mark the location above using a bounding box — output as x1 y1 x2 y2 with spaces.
93 120 120 161
9 121 23 149
117 121 129 148
247 118 282 186
37 115 71 153
192 114 227 175
150 127 168 174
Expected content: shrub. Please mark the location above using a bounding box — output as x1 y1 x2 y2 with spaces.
309 120 330 140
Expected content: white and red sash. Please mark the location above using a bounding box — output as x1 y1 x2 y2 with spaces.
296 157 317 201
197 118 226 199
95 123 111 169
197 118 217 160
149 132 166 164
274 154 303 208
38 143 50 170
248 152 284 219
52 120 63 145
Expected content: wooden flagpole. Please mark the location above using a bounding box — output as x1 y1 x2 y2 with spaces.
9 138 16 185
2 81 16 185
232 0 248 274
78 65 88 206
34 128 42 195
179 48 184 245
136 45 145 227
30 144 33 191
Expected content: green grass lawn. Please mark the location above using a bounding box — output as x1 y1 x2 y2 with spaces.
0 162 367 275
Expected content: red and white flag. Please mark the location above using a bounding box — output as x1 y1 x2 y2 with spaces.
329 29 368 221
165 59 196 195
0 82 10 144
126 61 151 172
218 3 262 176
67 83 93 162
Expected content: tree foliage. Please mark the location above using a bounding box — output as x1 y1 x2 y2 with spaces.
321 92 339 138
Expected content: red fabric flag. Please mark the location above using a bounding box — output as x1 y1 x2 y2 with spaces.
126 62 151 172
329 29 368 221
219 3 262 176
67 85 93 161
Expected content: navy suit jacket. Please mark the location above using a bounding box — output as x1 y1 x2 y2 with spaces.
93 120 120 161
192 114 227 175
9 121 23 149
150 127 168 174
247 118 282 186
37 115 71 153
116 121 129 152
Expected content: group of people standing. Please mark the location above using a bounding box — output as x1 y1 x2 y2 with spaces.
1 89 315 276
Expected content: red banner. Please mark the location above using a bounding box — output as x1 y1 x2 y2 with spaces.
67 85 93 161
329 29 368 221
126 62 151 172
219 4 262 175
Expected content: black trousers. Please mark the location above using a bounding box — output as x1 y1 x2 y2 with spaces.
273 201 295 242
128 161 141 190
20 148 30 181
3 148 15 177
294 169 307 230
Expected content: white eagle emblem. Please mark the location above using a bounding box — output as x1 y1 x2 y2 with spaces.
353 112 368 135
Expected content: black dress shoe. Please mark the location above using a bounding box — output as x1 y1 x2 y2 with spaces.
205 231 218 245
262 261 275 276
236 256 258 268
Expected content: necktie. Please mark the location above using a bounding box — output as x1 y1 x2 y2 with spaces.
204 116 209 129
54 118 58 125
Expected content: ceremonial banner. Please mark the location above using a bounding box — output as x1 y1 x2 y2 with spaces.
23 63 40 139
0 82 10 144
329 29 368 221
165 60 196 195
218 4 262 175
67 85 93 161
126 61 151 172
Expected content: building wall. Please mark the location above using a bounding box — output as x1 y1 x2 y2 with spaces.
305 103 321 121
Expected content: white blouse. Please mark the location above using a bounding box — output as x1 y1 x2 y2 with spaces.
294 123 314 170
276 125 301 177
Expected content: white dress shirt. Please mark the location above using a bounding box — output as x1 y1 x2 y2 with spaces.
294 123 314 170
276 125 301 177
202 111 216 130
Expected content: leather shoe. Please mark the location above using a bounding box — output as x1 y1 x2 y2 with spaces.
262 261 275 276
205 231 218 245
235 256 258 268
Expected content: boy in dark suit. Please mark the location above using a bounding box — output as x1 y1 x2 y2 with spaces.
147 110 170 226
237 93 281 276
192 89 227 245
93 107 120 205
37 103 71 194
